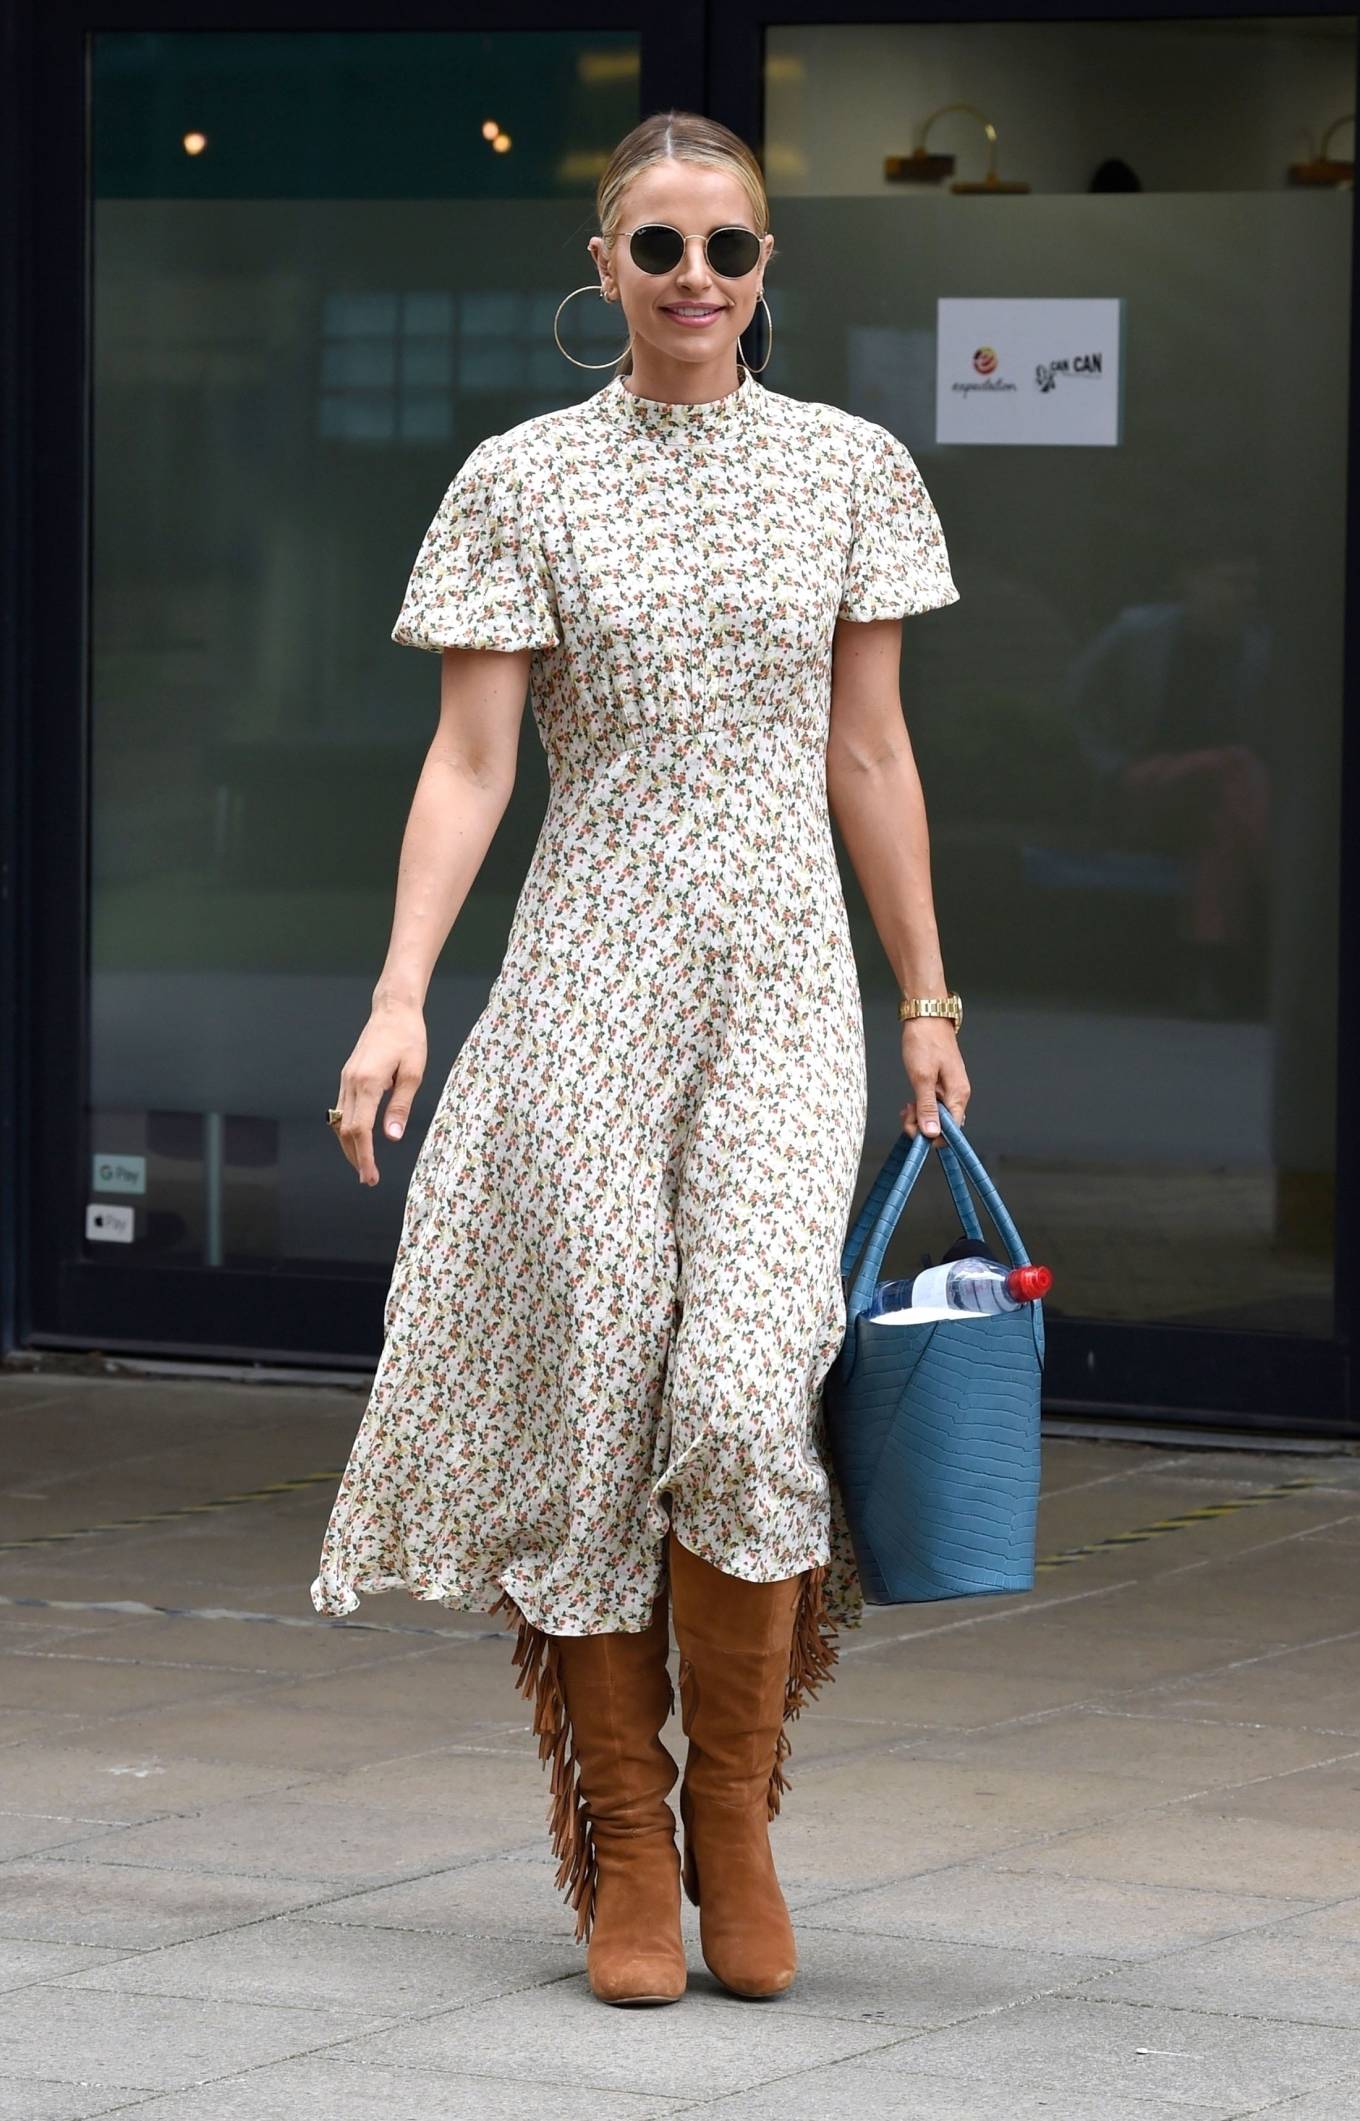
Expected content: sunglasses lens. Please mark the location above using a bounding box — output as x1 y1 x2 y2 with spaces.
707 227 761 278
630 224 684 275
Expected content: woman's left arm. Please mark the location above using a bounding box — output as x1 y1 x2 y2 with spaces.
825 614 970 1142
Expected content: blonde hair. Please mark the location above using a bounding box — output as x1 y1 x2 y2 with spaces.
596 111 773 377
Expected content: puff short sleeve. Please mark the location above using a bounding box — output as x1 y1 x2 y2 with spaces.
836 422 960 623
391 433 563 654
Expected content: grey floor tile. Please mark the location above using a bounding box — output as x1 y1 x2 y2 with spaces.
1117 1646 1360 1739
845 1994 1360 2109
0 1652 277 1718
0 2080 148 2120
1080 1908 1360 2026
297 1852 589 1938
805 1657 1097 1731
1255 2085 1360 2119
0 1858 336 1947
0 1814 129 1862
334 1981 904 2097
101 2059 690 2120
0 1739 312 1824
0 1939 132 1989
890 1706 1350 1789
66 1613 488 1675
1176 1760 1360 1832
690 2057 1240 2120
0 1711 91 1749
748 1925 1116 2029
1009 1808 1360 1899
850 1616 1268 1687
62 1911 581 2013
45 1771 548 1885
767 1749 1174 1893
50 1699 466 1774
0 1982 384 2091
793 1862 1318 1957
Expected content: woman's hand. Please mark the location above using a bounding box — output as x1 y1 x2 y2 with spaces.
898 1021 970 1143
331 1002 428 1186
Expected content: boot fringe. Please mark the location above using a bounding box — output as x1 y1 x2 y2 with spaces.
490 1589 598 1945
768 1562 841 1819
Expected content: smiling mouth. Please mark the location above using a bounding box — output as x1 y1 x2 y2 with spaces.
661 304 727 316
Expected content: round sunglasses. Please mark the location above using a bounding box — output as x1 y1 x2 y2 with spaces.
625 222 763 280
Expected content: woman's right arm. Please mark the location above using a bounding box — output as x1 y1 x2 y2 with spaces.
331 643 532 1186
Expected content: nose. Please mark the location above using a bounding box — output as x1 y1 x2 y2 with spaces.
675 238 715 290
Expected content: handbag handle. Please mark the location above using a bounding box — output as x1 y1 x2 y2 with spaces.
841 1106 1034 1326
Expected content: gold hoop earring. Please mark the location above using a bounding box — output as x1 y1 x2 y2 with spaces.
554 284 633 371
739 293 773 375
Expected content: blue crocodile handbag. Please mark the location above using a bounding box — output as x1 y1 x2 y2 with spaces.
823 1104 1045 1604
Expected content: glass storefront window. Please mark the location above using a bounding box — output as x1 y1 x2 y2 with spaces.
765 15 1355 1337
88 29 639 1271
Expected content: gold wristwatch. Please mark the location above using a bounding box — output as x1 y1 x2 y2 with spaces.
898 992 963 1032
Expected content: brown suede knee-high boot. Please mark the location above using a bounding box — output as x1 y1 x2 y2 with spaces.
666 1530 840 1999
490 1584 687 2005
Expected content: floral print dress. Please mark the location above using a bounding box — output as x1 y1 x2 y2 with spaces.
311 366 959 1639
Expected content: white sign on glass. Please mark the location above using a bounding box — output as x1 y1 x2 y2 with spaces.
936 298 1123 446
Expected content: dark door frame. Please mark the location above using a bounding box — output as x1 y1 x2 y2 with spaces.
3 0 1357 1436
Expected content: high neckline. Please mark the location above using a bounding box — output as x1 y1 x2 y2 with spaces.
601 367 759 430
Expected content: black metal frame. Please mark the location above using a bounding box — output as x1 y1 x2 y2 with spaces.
3 0 1356 1435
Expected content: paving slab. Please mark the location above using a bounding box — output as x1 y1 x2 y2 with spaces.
1008 1806 1360 1899
889 1704 1351 1788
331 1981 905 2098
1081 1913 1360 2026
0 2079 147 2120
792 1861 1320 1956
44 1779 543 1885
48 1698 472 1774
60 1910 581 2014
689 2058 1241 2121
0 1740 312 1825
1120 1642 1360 1736
1251 2086 1360 2119
0 1857 338 1948
766 1748 1174 1891
296 1853 604 1939
102 2059 692 2120
0 1652 279 1719
0 1814 131 1862
838 1993 1360 2110
0 1982 387 2092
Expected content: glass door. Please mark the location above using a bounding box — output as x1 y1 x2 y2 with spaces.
62 25 645 1356
747 10 1356 1430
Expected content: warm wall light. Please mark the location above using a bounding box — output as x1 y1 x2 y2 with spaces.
481 119 499 140
182 131 207 156
493 133 512 154
886 102 1030 195
1288 113 1354 189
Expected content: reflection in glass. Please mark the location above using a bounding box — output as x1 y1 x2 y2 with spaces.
88 30 638 1273
767 17 1354 1338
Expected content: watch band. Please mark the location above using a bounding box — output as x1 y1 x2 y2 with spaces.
898 992 963 1031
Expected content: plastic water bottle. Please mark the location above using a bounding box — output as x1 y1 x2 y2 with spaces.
868 1258 1052 1319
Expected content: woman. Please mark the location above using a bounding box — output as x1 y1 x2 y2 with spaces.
313 110 968 2008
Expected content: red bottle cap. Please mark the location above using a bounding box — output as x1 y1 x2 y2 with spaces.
1006 1264 1053 1302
